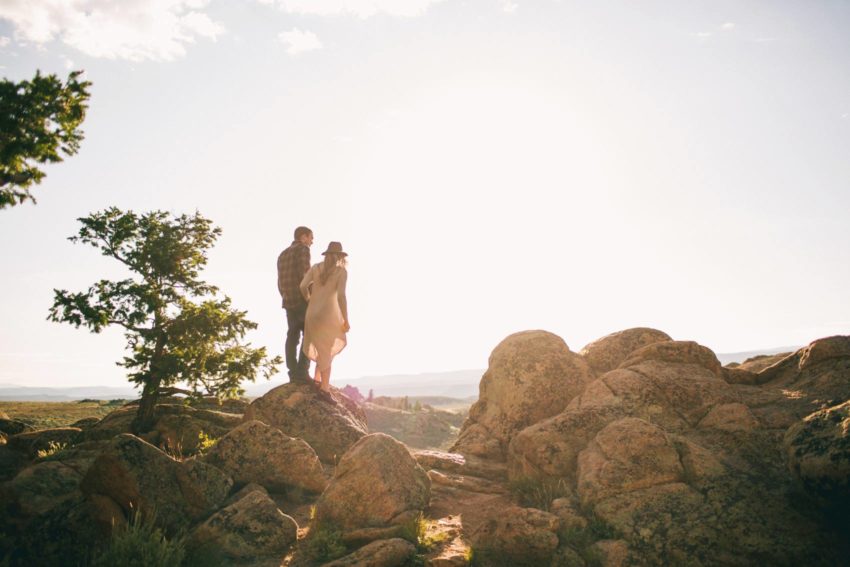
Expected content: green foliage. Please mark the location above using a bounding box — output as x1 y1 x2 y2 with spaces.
48 208 281 430
36 440 67 459
509 476 570 511
306 525 347 563
90 511 185 567
0 70 90 208
196 430 217 455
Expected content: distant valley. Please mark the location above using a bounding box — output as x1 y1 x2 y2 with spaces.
0 346 800 401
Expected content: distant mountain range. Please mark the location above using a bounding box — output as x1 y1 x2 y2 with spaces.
0 346 801 402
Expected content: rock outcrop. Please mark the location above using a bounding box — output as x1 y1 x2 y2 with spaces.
244 382 368 463
452 331 594 460
316 433 430 539
202 419 326 494
502 332 850 565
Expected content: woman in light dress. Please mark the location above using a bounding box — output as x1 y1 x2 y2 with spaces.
299 241 350 394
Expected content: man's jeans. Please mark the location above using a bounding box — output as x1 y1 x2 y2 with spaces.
285 304 310 381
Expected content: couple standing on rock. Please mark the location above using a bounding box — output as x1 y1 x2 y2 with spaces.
277 226 350 397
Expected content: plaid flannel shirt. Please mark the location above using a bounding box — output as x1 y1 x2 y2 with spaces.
277 241 310 309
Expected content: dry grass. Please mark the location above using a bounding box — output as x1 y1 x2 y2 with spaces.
0 400 126 429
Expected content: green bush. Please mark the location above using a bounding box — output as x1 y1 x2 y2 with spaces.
90 512 185 567
306 525 347 563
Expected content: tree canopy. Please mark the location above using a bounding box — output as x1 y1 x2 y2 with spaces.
48 208 280 432
0 70 91 209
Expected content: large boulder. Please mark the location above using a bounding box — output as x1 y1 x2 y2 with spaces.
6 428 82 459
189 489 298 560
0 417 34 436
508 405 624 482
80 434 232 534
579 327 673 375
316 433 430 536
244 382 368 463
0 445 31 481
618 340 723 377
2 441 109 519
452 331 594 460
202 420 326 494
576 418 683 507
469 506 560 566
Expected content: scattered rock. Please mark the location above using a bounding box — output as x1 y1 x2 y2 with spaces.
243 382 368 463
323 537 416 567
452 331 594 460
189 489 297 560
579 327 672 375
316 433 430 536
203 420 326 494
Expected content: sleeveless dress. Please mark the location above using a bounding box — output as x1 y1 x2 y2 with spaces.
300 263 348 366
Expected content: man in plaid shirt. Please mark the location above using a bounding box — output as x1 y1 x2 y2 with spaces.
277 226 314 382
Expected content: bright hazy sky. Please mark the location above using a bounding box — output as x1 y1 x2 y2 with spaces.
1 0 849 390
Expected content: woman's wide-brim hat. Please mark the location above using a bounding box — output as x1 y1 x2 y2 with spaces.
322 241 348 257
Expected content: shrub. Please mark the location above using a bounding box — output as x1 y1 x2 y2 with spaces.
508 477 570 511
37 441 67 459
90 512 185 567
305 525 347 563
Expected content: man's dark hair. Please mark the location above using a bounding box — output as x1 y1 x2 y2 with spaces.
294 226 312 240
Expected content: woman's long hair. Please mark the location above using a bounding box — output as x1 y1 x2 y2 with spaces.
319 253 346 285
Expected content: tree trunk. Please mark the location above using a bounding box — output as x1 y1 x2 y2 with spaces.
132 316 167 435
131 376 161 434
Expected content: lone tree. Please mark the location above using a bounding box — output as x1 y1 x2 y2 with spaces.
48 208 281 433
0 70 91 209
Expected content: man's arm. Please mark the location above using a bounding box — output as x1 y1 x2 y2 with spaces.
299 246 311 277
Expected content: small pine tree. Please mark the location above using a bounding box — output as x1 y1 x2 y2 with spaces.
367 389 374 402
48 208 281 433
